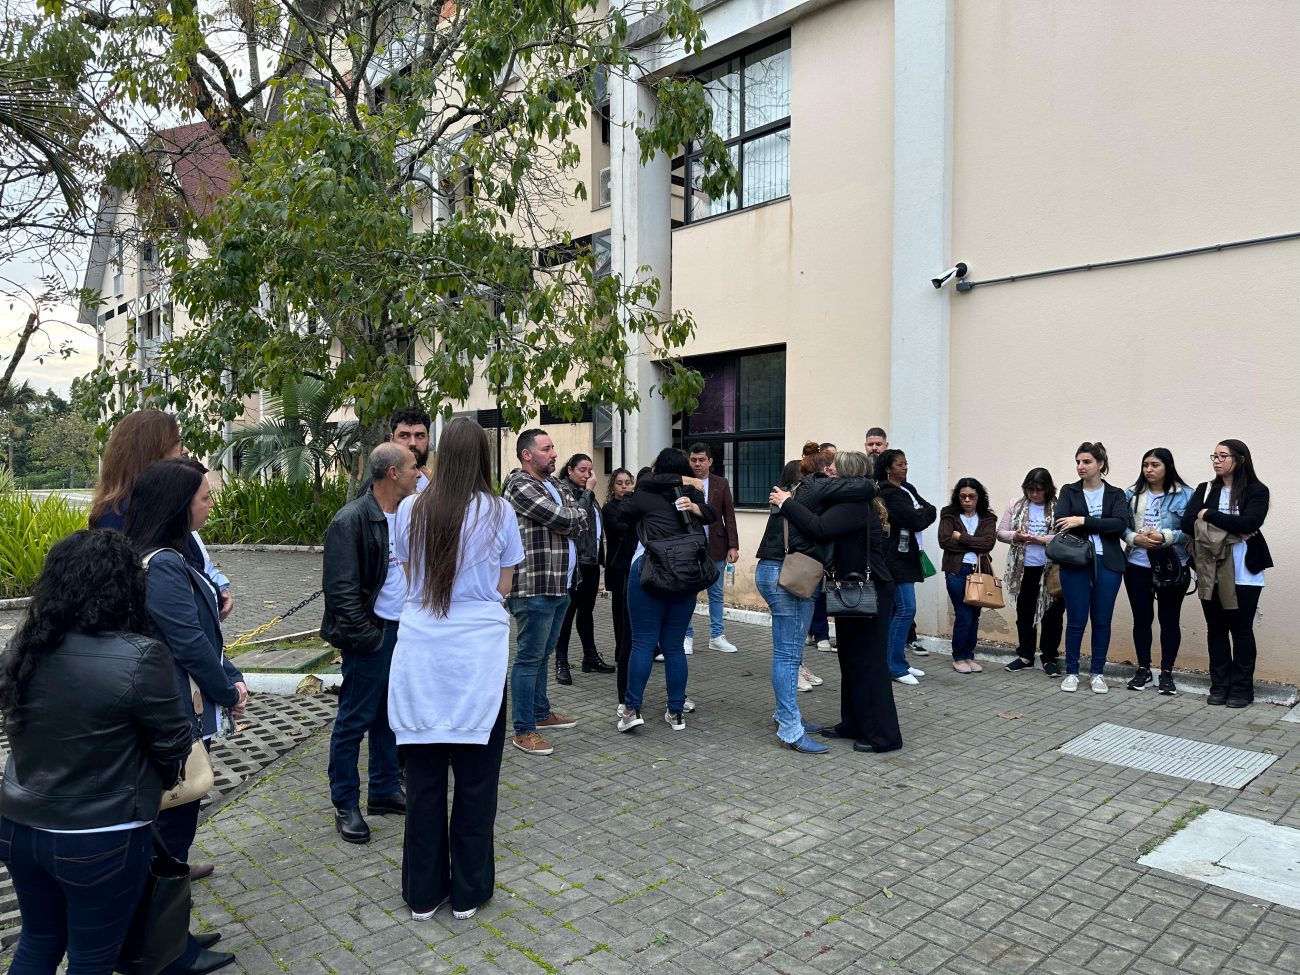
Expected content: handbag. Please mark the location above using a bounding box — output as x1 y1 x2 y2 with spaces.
159 676 214 811
823 570 878 617
777 519 823 598
1044 563 1063 598
637 519 719 598
1148 546 1190 591
919 550 938 579
1046 532 1093 567
116 829 192 975
963 555 1005 609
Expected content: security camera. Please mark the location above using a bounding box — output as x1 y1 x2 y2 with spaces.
931 262 968 290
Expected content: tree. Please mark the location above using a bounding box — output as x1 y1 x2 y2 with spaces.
29 408 96 488
66 0 733 456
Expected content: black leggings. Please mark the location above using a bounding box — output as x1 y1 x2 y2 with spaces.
1015 565 1064 662
556 562 601 665
1201 584 1261 700
1124 563 1187 672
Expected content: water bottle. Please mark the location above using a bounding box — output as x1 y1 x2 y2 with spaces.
899 529 911 553
726 563 736 587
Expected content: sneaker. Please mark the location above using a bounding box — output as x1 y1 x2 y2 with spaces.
1043 660 1061 677
654 653 665 662
1091 675 1109 694
1061 674 1079 693
664 709 686 731
512 732 554 755
411 899 448 921
538 712 577 730
617 708 644 732
683 637 693 654
800 665 823 686
615 703 628 718
452 907 477 920
908 666 926 678
710 635 738 653
805 634 817 647
907 642 930 655
1127 668 1154 691
683 699 696 713
797 673 813 692
1005 658 1032 673
1157 673 1178 696
816 640 835 652
894 674 919 686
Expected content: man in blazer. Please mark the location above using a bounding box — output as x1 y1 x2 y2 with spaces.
686 444 740 652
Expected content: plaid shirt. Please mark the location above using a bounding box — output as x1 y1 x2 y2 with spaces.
504 469 588 597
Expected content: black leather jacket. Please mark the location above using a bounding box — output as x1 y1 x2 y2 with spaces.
755 474 877 564
320 492 389 653
0 631 193 830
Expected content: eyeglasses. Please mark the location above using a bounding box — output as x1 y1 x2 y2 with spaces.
1210 453 1233 462
958 493 978 500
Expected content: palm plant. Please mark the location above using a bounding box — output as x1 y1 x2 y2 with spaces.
0 56 84 215
220 378 359 504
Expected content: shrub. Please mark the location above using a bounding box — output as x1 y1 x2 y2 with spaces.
0 493 88 599
204 476 349 545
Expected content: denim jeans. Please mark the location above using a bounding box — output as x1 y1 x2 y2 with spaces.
0 818 153 975
755 560 816 744
624 557 694 712
1060 563 1124 675
945 566 981 660
808 589 830 642
329 621 402 807
687 559 728 639
886 582 917 677
506 594 570 735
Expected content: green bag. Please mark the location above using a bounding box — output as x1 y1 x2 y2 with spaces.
919 550 938 579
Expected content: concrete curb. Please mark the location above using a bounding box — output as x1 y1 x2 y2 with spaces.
243 672 343 695
0 597 30 610
206 543 322 553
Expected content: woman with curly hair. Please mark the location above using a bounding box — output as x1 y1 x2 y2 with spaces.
938 477 998 674
0 531 195 975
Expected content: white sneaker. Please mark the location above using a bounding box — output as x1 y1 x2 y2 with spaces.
1091 675 1109 694
683 637 693 654
800 665 823 686
797 673 813 692
452 906 477 920
894 674 920 686
412 899 448 921
710 635 738 653
617 707 644 732
653 653 665 662
908 667 925 678
816 640 835 652
908 642 930 655
664 708 686 731
683 699 696 713
1061 674 1079 693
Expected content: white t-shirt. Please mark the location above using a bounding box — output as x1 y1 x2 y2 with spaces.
902 484 926 550
1127 492 1163 569
393 494 526 606
543 480 577 587
415 471 429 493
1218 490 1266 587
959 513 980 565
1025 502 1048 567
1083 486 1105 555
371 510 407 622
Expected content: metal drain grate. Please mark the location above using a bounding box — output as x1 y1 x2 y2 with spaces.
1057 722 1277 788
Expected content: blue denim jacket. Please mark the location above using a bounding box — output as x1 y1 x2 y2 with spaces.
1124 483 1193 564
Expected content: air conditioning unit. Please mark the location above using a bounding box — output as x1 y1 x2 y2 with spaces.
597 167 611 207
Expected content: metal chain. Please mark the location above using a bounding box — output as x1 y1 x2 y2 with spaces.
225 588 325 652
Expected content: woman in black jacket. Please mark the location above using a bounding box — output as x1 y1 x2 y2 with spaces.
554 454 614 683
0 531 194 975
1053 442 1132 694
874 450 937 683
772 451 900 753
1180 439 1271 707
602 468 637 709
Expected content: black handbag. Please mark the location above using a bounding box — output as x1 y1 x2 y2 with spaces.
1148 546 1190 591
1046 532 1093 567
823 571 878 617
637 522 719 598
116 830 192 975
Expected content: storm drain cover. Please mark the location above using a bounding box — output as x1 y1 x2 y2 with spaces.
1056 723 1277 788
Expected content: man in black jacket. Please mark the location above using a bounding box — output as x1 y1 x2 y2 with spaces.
322 443 419 843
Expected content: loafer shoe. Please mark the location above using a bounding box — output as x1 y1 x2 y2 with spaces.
1225 697 1251 709
367 791 406 816
181 948 237 975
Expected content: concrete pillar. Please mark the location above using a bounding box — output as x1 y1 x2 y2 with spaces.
891 0 955 633
610 69 673 472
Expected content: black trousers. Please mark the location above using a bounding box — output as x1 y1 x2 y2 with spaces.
556 562 601 666
1015 565 1064 662
608 572 632 704
1124 563 1187 672
1201 584 1262 701
155 737 211 861
401 693 507 915
832 582 902 753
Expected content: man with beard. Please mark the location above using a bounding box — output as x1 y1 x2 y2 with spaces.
390 407 433 492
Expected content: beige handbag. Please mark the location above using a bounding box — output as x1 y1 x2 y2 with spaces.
963 554 1005 609
160 676 214 811
777 520 823 598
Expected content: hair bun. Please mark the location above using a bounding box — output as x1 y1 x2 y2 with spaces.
801 441 820 457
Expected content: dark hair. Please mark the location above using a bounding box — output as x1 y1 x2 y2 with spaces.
874 448 906 482
636 466 652 479
561 453 593 483
605 467 634 503
778 459 802 490
819 442 836 451
516 428 548 460
124 459 207 555
865 427 887 440
389 406 431 435
409 417 501 617
687 442 711 456
949 477 992 517
1131 448 1185 498
1213 439 1258 507
0 530 148 734
651 447 691 477
1021 467 1057 504
89 410 181 527
1076 441 1110 476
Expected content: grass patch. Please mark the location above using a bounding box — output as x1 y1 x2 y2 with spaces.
1140 802 1211 856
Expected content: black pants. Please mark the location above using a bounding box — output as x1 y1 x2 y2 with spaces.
1124 563 1187 671
401 693 507 915
556 562 601 666
1201 584 1262 701
832 582 902 753
1015 565 1064 662
608 573 632 704
155 737 212 861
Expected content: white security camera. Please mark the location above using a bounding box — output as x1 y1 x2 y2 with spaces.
931 262 968 290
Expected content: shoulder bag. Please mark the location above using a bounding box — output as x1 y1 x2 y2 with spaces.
963 554 1005 609
918 550 938 579
777 519 823 598
1148 545 1191 592
117 829 192 975
636 517 719 598
823 570 878 617
1046 532 1093 567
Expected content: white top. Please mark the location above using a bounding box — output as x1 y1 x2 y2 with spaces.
40 821 151 834
959 513 980 565
1025 502 1048 567
415 471 429 493
1218 490 1266 587
543 479 576 587
371 510 406 622
1127 492 1163 568
1083 486 1105 555
902 484 926 550
388 494 525 745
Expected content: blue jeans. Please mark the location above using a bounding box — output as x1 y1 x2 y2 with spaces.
507 594 571 734
945 566 981 660
687 559 727 639
886 582 917 678
0 818 153 975
808 589 830 642
1060 563 1124 675
329 621 401 807
625 558 694 713
755 560 816 744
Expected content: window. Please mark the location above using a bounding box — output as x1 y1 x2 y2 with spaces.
676 346 785 507
113 238 124 296
679 35 790 223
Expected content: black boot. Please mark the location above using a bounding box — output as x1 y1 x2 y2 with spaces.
581 653 615 674
334 805 370 844
367 790 406 816
555 660 573 685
